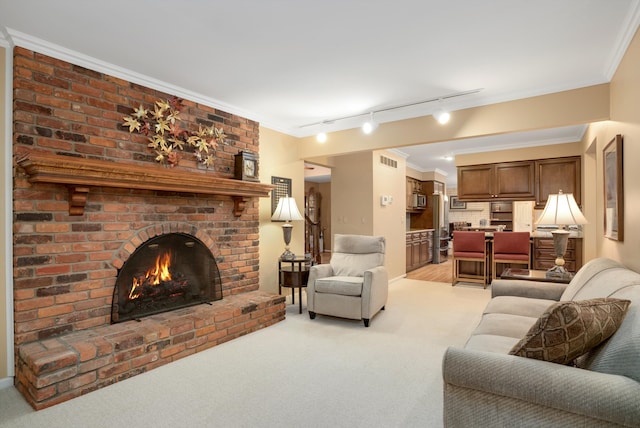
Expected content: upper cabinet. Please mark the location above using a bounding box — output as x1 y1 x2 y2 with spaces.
535 157 581 208
457 156 581 206
406 177 424 211
457 161 535 201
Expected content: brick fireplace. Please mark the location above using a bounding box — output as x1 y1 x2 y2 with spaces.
11 47 285 409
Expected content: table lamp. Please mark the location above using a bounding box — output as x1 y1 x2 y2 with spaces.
536 190 588 279
271 197 304 260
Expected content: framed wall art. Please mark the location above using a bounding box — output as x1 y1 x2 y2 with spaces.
271 176 292 218
603 134 624 241
450 195 467 210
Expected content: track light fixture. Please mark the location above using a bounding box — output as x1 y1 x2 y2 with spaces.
362 112 378 134
434 108 450 124
433 98 450 124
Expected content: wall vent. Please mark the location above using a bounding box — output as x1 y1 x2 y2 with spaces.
380 155 397 168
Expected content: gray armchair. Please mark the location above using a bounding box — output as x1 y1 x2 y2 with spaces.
307 234 388 327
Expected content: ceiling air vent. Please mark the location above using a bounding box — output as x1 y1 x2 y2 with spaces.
379 155 397 168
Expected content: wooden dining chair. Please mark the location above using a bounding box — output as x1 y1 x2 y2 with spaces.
452 231 488 288
492 231 531 280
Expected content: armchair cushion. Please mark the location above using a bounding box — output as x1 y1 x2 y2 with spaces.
331 253 384 277
314 276 363 296
330 234 385 277
509 298 631 365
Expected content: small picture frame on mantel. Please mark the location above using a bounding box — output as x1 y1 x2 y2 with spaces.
234 151 259 182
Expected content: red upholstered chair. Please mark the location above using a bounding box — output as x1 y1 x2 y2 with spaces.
492 232 531 280
452 231 488 288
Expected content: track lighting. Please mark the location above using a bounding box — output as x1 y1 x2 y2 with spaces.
302 88 482 141
362 112 378 134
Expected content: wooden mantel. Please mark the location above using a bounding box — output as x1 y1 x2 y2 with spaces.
16 152 275 216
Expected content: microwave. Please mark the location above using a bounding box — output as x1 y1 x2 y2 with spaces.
412 193 427 208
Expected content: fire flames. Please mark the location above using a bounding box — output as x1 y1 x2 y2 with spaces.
129 252 173 300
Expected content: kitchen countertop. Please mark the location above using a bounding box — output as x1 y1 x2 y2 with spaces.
460 226 503 232
452 230 584 239
412 229 583 238
406 229 435 233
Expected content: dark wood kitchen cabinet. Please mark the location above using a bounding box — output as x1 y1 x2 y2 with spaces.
406 177 424 211
535 156 581 208
406 230 434 272
457 161 535 201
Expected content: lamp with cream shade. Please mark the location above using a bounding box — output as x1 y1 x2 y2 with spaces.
271 197 304 260
536 190 588 279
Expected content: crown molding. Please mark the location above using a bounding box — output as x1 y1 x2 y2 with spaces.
0 27 11 49
3 28 292 135
604 0 640 79
387 148 410 159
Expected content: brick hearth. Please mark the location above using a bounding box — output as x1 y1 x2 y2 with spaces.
16 292 285 410
11 47 285 409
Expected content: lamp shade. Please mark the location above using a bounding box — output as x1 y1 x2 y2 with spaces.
271 197 304 222
536 190 587 226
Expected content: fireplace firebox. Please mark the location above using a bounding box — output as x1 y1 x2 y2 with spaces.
111 233 222 323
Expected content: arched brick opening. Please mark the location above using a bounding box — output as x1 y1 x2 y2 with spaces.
111 222 218 270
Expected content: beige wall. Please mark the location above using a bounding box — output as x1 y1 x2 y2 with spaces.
421 170 448 185
372 150 407 279
325 150 406 279
406 167 449 187
258 127 306 294
1 44 10 382
330 152 374 237
580 26 640 271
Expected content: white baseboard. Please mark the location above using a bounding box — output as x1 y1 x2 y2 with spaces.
390 274 407 283
0 376 13 390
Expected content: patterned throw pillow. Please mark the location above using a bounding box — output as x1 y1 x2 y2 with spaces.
509 298 631 365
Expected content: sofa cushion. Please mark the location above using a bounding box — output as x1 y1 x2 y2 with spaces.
484 296 555 318
472 313 539 339
314 276 363 296
465 334 521 354
509 298 631 365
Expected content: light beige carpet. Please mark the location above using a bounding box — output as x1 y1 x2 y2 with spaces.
0 279 490 428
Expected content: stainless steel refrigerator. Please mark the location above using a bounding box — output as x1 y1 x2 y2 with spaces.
431 193 449 264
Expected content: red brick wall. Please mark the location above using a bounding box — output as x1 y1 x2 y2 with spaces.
12 47 262 346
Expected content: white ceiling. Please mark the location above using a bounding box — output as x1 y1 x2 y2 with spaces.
2 1 639 184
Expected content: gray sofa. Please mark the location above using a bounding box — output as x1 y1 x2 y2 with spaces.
443 258 640 427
